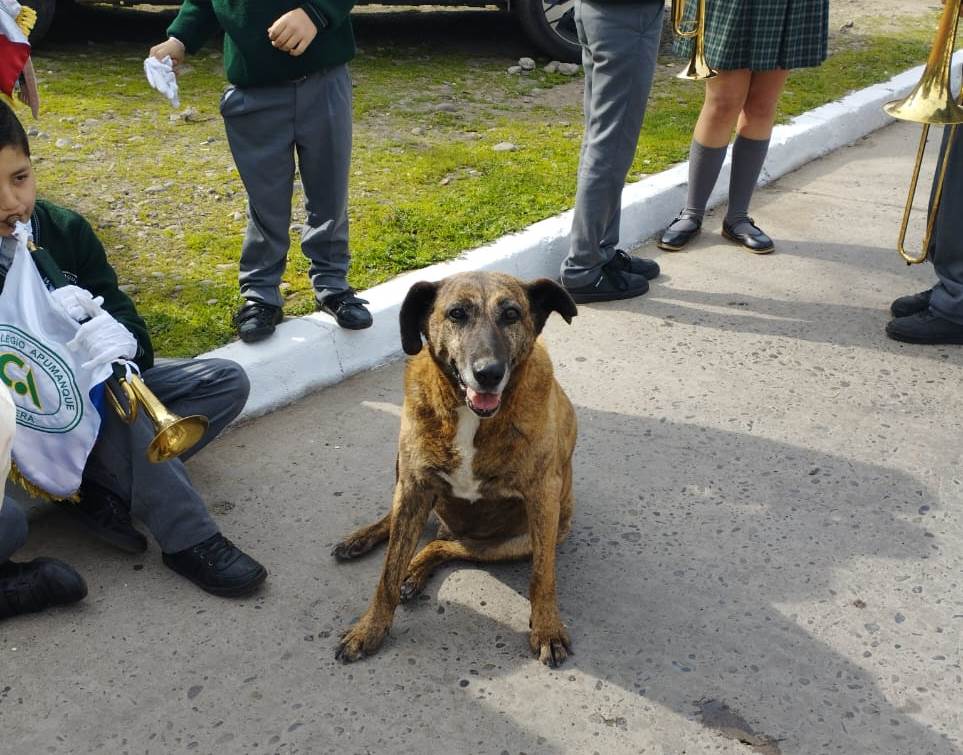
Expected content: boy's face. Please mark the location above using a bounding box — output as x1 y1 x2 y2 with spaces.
0 145 35 237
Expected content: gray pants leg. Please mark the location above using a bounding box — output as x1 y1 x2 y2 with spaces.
82 358 250 554
222 66 353 308
562 0 664 288
0 499 28 563
296 65 353 303
928 126 963 325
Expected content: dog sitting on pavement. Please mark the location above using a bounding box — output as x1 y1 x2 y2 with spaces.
333 271 578 666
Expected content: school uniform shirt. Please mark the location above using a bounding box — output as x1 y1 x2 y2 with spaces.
0 199 154 371
168 0 356 88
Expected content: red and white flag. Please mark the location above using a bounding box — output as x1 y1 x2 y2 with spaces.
0 0 38 118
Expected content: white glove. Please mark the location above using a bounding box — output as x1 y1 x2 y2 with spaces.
143 55 180 108
50 285 105 322
66 312 137 370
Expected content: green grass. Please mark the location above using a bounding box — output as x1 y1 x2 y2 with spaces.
29 14 937 356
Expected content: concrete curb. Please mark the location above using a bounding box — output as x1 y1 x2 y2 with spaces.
203 56 961 422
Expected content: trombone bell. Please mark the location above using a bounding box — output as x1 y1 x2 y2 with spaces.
672 0 717 81
882 0 963 264
106 374 209 463
147 413 209 464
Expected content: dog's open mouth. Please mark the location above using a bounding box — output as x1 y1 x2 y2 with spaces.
465 387 501 417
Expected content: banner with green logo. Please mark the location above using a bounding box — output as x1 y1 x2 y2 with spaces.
0 238 111 499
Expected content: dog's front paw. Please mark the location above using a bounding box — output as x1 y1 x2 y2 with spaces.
335 618 389 663
529 622 572 668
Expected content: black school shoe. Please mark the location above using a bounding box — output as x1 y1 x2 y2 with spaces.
234 300 283 343
885 310 963 345
0 558 87 620
564 256 649 303
56 480 148 554
317 289 373 330
163 534 267 597
890 289 933 318
722 218 774 254
658 214 702 251
612 249 660 280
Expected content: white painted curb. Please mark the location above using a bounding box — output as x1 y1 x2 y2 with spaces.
203 55 962 422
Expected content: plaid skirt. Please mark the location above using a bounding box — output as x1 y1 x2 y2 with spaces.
673 0 829 71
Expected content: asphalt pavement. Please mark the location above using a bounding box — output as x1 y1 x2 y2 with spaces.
2 121 961 755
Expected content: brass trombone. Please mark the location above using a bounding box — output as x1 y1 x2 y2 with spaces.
671 0 717 81
106 373 208 463
883 0 963 264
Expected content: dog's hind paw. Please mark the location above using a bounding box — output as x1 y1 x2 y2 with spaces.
530 625 572 668
399 574 425 603
331 538 375 561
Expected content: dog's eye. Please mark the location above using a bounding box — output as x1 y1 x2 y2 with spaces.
502 308 521 323
447 307 467 322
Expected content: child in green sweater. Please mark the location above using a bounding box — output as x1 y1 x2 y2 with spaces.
0 105 267 621
150 0 371 342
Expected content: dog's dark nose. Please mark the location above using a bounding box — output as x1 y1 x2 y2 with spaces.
472 360 505 390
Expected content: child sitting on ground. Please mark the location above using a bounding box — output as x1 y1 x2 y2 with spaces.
0 104 266 621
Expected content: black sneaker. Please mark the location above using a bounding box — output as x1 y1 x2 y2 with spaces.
564 257 649 303
0 558 87 620
317 289 373 330
234 300 283 343
56 480 147 554
612 249 660 280
890 289 933 318
163 533 267 597
885 310 963 344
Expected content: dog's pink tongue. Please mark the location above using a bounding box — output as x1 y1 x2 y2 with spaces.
467 388 500 411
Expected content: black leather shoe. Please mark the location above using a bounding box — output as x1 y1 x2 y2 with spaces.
56 480 147 554
890 289 933 318
885 310 963 344
234 300 283 343
612 249 660 280
658 214 702 251
163 534 267 597
722 218 774 254
564 257 649 303
318 290 373 330
0 558 87 619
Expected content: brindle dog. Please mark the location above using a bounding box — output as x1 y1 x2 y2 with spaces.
334 272 578 666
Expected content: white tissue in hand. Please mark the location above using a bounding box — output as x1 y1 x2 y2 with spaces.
144 55 180 108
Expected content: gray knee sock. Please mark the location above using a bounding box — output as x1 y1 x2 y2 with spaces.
726 135 770 232
669 140 728 233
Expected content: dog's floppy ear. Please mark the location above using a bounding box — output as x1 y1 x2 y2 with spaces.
399 280 439 355
527 278 577 334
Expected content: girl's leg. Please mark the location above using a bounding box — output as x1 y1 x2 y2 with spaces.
726 69 790 232
668 70 752 237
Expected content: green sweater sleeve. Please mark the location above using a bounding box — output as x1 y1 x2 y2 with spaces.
70 216 155 371
167 0 222 54
302 0 354 31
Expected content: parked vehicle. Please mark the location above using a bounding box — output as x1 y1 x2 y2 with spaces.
22 0 581 62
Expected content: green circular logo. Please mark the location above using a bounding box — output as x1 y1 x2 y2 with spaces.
0 325 84 434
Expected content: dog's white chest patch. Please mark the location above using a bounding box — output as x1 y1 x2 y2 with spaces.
439 406 482 502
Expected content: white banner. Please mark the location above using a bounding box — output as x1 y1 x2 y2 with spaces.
0 235 111 498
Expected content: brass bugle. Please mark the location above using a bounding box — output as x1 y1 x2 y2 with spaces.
671 0 717 81
883 0 963 264
106 373 208 463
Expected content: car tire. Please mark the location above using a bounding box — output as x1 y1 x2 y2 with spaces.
514 0 581 63
21 0 56 43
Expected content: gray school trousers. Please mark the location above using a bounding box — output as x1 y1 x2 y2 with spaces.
1 358 249 561
221 64 353 308
928 126 963 324
561 0 664 288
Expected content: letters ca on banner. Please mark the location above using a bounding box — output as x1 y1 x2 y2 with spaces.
0 324 84 434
